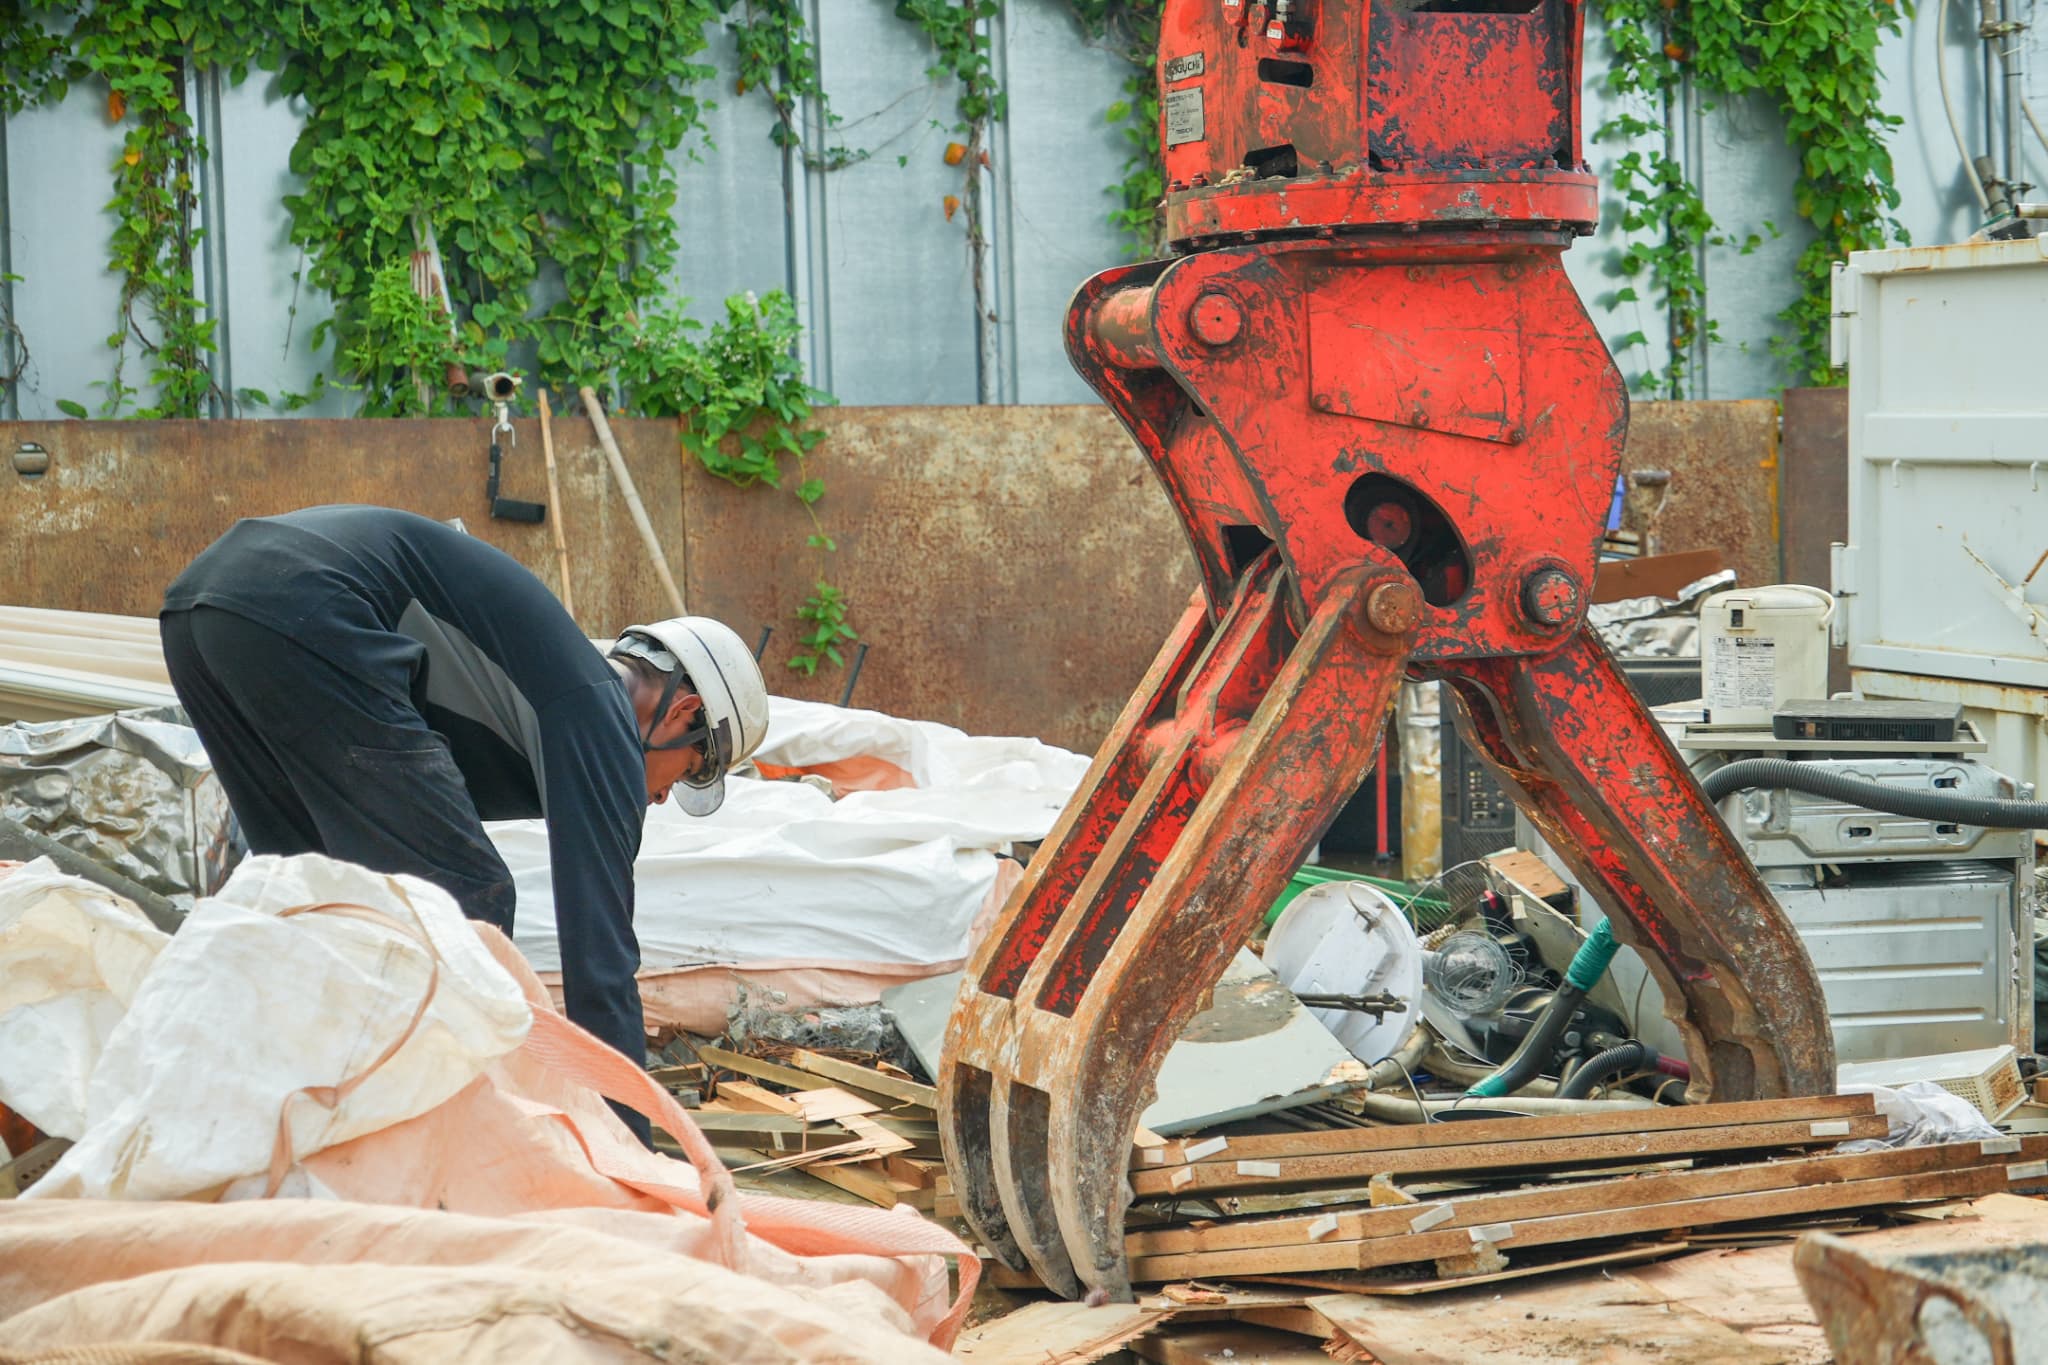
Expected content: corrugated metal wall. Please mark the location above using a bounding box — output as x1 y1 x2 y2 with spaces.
3 1 2045 417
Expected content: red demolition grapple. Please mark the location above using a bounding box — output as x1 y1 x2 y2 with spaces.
938 0 1835 1300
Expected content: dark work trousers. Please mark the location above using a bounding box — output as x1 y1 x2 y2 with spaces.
161 606 517 927
162 606 654 1147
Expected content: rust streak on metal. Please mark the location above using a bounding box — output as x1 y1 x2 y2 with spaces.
0 417 685 635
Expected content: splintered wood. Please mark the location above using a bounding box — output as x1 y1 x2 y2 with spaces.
672 1044 953 1214
1119 1093 2048 1287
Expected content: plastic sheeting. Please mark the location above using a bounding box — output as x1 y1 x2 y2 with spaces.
496 696 1087 989
0 705 238 908
0 605 178 722
0 1200 954 1363
0 854 976 1353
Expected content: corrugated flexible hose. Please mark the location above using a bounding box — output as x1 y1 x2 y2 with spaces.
1700 758 2048 828
1556 1040 1656 1100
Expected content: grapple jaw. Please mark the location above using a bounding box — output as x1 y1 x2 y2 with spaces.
937 0 1836 1300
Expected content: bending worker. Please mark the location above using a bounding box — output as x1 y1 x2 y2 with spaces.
159 504 768 1133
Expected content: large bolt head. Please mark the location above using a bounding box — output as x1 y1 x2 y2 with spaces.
1522 567 1582 628
1190 292 1244 347
1365 580 1424 635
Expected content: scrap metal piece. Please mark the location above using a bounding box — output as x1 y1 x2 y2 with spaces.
1795 1229 2048 1365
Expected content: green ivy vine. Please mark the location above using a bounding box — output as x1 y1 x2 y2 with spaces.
0 0 869 671
1065 1 1166 257
1595 0 1908 393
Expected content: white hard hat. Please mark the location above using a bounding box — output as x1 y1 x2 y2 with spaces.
609 616 769 815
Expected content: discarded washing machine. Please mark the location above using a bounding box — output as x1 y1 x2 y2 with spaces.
1684 698 2036 1063
1525 697 2039 1065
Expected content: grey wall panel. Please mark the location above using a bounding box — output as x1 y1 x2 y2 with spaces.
665 25 797 329
12 9 2043 414
1889 11 1990 251
210 73 349 416
1565 21 1673 397
1698 89 1810 399
808 2 980 405
994 0 1133 405
6 84 153 420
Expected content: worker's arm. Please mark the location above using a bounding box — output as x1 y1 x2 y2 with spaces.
538 681 651 1142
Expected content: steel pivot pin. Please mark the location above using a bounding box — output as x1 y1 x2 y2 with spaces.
1365 580 1424 634
1521 567 1581 628
1190 292 1244 347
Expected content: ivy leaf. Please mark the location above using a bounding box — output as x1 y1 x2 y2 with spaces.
55 399 87 418
795 477 824 505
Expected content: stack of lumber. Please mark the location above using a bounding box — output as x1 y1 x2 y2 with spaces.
656 1044 955 1215
1115 1093 2048 1286
961 1193 2048 1364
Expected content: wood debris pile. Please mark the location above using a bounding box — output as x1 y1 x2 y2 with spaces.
654 1043 953 1215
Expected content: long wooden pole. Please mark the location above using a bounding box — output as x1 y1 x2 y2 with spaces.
536 388 577 624
579 385 685 618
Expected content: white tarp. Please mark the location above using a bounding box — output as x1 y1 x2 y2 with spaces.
0 606 1093 986
494 696 1088 973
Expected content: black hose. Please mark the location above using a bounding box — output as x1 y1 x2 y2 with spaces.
1701 757 2048 828
1557 1040 1655 1099
1464 982 1586 1099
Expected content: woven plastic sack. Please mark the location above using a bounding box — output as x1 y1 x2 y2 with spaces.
25 854 532 1200
0 857 169 1137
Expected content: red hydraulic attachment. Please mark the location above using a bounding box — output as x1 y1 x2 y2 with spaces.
938 0 1835 1301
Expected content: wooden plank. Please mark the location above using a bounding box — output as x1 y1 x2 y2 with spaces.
985 1260 1049 1291
1130 1114 1888 1198
1127 1137 2048 1257
884 1153 940 1189
1245 1241 1687 1297
1133 1323 1339 1364
800 1160 935 1211
648 1061 706 1087
789 1087 880 1123
1142 1093 1876 1169
954 1298 1175 1363
1484 848 1570 903
779 1047 940 1110
1128 1162 2016 1281
716 1081 803 1116
672 1110 818 1137
700 1045 899 1106
1228 1306 1336 1339
1308 1271 1788 1365
816 1114 915 1163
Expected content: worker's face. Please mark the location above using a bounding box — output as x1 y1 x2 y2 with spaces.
634 682 708 806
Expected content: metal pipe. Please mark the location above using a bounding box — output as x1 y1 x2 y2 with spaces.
1421 1042 1565 1097
1089 287 1161 370
1999 0 2022 192
1942 0 1994 213
1352 1090 1658 1123
1359 1020 1432 1093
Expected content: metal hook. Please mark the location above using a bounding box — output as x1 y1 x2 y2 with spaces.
491 401 515 446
